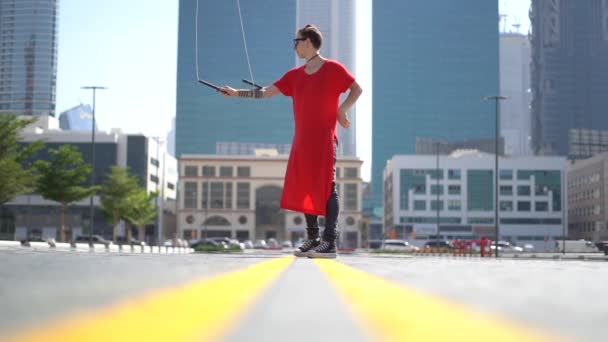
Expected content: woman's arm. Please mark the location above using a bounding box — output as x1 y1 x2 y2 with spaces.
218 85 281 99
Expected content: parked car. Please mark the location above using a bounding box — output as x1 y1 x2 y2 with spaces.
253 239 267 249
229 239 245 250
266 238 280 249
206 237 243 249
491 241 523 253
163 238 187 247
208 237 231 246
243 240 254 249
189 239 222 249
368 240 383 249
281 240 293 248
522 243 535 252
116 236 146 246
594 241 608 255
75 235 112 246
381 239 419 252
424 240 453 249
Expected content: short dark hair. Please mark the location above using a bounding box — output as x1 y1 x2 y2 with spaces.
297 24 323 49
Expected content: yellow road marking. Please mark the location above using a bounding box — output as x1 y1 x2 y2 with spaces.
6 256 294 342
314 259 562 342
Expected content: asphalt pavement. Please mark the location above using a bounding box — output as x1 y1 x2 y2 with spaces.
1 246 606 341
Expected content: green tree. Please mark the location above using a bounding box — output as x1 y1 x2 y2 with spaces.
34 145 97 242
124 189 158 243
100 166 140 243
0 113 44 205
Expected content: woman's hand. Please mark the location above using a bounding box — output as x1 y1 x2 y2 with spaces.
218 86 237 97
337 110 350 128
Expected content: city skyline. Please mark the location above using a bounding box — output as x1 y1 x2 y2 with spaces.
0 0 59 117
370 0 500 205
175 0 296 158
54 0 531 181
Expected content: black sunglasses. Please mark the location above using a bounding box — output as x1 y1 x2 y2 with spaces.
293 38 306 47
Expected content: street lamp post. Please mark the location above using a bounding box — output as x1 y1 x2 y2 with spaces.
152 137 164 246
484 96 508 258
562 166 567 254
81 86 107 242
203 180 209 240
435 142 441 241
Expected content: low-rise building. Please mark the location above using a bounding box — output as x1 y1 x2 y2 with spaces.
0 116 177 243
567 152 608 241
384 151 566 251
178 152 364 248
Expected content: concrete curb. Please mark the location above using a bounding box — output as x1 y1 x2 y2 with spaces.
90 244 106 252
0 240 21 247
73 243 91 252
384 252 608 261
0 240 193 255
29 241 51 249
53 242 72 250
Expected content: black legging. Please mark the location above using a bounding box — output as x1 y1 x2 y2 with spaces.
304 182 339 242
304 142 338 243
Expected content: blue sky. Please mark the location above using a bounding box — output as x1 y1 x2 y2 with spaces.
56 0 531 181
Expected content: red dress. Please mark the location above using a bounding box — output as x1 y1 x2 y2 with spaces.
274 59 355 215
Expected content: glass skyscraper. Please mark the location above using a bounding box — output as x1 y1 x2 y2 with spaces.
500 32 532 157
175 0 296 157
58 104 95 131
530 0 608 156
0 0 58 116
371 0 499 206
296 0 357 157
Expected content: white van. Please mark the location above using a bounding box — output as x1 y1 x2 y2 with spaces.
555 240 600 253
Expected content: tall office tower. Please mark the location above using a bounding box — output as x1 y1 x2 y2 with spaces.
58 104 94 131
0 0 59 116
500 31 532 156
371 0 499 206
167 117 175 157
175 0 296 157
296 0 357 156
530 0 608 156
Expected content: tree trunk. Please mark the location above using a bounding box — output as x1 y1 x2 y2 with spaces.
60 203 66 242
127 224 133 244
138 224 144 242
112 213 118 243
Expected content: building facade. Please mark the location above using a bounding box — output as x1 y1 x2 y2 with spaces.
178 153 364 248
58 104 94 131
175 0 296 158
0 0 59 116
372 0 499 208
567 152 608 241
500 32 532 156
0 116 178 243
384 152 566 251
296 0 357 156
530 0 608 155
568 128 608 160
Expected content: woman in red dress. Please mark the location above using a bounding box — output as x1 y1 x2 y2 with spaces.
220 24 362 258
